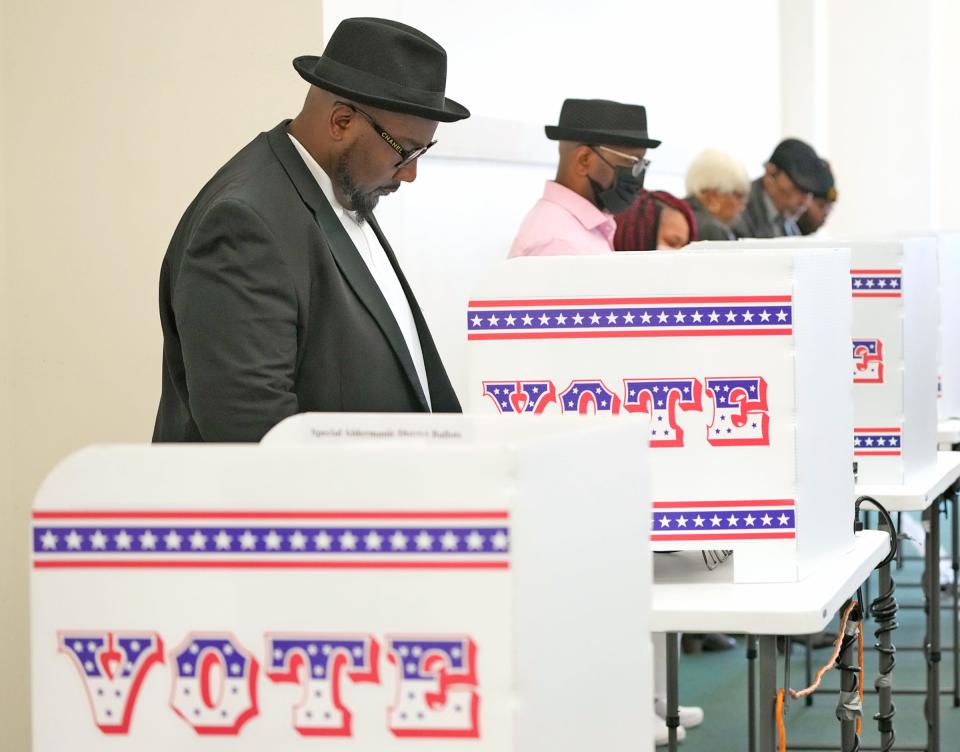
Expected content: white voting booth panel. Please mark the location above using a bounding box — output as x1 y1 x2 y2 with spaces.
465 250 853 585
691 237 939 484
31 416 651 752
938 233 960 419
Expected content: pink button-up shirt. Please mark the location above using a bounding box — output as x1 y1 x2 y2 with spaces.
509 181 616 258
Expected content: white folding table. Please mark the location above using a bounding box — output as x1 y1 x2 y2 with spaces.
932 430 960 715
937 419 960 448
855 450 960 752
653 531 889 752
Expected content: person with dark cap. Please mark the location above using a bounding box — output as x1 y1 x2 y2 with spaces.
732 138 825 239
153 18 469 442
614 190 698 251
509 99 659 257
797 159 838 235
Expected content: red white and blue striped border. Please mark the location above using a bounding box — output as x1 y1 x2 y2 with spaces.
650 499 796 541
854 427 902 456
467 295 793 340
31 510 510 569
851 269 901 298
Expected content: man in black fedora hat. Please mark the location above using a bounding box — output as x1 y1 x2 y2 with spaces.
153 17 469 442
733 137 824 239
509 98 659 257
508 98 707 746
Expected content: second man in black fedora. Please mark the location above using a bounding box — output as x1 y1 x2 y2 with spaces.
509 98 660 257
154 17 469 442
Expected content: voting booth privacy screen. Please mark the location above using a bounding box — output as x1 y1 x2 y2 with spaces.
849 237 938 483
465 250 854 584
691 236 939 484
31 415 653 751
938 233 960 419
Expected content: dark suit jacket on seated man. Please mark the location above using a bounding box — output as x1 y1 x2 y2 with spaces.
732 138 827 239
153 17 469 442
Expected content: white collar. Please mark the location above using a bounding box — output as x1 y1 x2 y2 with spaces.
287 133 362 223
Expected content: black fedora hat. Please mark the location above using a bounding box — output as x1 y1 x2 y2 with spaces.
294 17 469 123
545 98 661 148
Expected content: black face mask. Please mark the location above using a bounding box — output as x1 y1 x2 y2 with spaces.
589 164 646 214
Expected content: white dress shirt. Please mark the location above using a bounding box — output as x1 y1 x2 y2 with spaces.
288 134 431 408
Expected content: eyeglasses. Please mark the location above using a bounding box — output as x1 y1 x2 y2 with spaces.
591 145 651 179
337 101 437 169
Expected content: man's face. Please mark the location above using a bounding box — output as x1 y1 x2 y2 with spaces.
332 104 439 215
797 197 834 235
701 188 748 225
588 144 648 190
763 165 811 215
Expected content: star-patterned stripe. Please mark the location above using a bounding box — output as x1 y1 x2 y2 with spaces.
652 509 794 532
854 428 902 456
32 513 510 569
467 296 792 340
649 499 796 541
851 270 901 298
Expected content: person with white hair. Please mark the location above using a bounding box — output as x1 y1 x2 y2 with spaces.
684 149 750 241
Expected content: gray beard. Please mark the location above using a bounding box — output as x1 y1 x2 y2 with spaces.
333 148 380 222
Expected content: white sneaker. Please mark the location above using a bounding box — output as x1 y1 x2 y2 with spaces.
654 699 704 729
653 713 686 746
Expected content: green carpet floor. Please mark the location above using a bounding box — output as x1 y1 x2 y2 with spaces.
668 539 960 750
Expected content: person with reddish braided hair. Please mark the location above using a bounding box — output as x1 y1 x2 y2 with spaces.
613 190 698 251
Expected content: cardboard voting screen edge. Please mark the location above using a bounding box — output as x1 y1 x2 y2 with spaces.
513 424 651 751
901 237 939 481
792 249 856 579
938 233 960 418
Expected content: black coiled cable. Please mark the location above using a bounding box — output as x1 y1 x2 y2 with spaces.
870 577 898 752
834 599 863 752
856 495 899 752
855 495 898 567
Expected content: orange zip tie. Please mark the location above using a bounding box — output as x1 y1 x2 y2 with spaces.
775 688 787 752
774 601 863 750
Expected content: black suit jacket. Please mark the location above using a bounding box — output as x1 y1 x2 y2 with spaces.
153 121 460 442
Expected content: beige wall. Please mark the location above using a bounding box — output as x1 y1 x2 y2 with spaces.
0 1 322 747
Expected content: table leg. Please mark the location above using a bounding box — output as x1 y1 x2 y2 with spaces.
665 631 680 752
838 602 860 752
758 635 777 752
747 634 757 752
925 503 942 752
863 509 872 607
804 635 814 707
874 519 897 752
952 486 959 707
